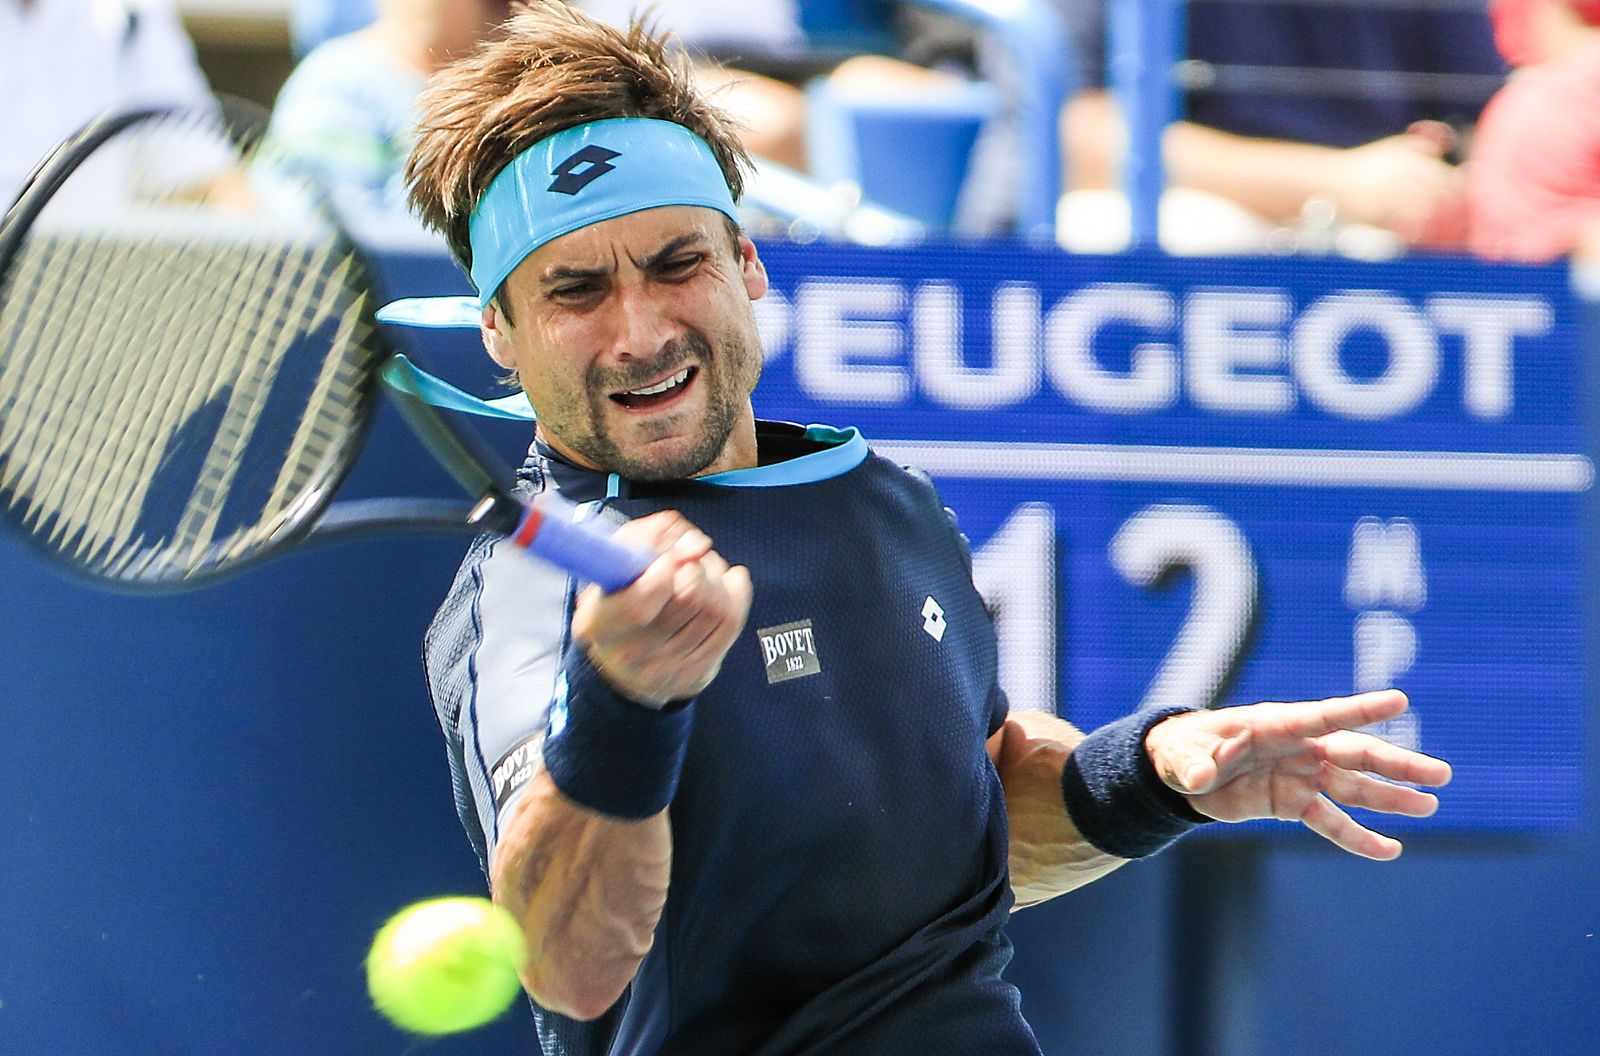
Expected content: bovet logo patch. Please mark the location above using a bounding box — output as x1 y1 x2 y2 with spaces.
757 619 821 684
491 733 543 810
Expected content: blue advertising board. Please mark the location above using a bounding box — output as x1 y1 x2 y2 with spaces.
373 241 1590 833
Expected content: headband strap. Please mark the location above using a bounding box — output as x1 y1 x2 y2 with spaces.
378 117 738 331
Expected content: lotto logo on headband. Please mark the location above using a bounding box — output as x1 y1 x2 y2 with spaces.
549 145 622 195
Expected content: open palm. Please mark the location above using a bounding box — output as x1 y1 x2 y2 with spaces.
1144 690 1452 860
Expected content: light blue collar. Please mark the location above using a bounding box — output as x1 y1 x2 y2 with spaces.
377 117 738 330
699 426 867 487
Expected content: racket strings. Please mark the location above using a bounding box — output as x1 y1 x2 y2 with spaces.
0 110 382 582
2 235 255 564
255 258 374 541
104 237 257 559
166 239 330 563
178 238 370 570
25 236 221 555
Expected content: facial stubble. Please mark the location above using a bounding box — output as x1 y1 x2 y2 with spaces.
562 326 760 481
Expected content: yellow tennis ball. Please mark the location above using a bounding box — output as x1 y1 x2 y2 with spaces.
365 896 527 1035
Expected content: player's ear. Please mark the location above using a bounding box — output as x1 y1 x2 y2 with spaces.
738 234 768 301
480 299 516 370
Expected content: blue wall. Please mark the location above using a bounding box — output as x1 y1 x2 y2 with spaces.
1 248 1593 1055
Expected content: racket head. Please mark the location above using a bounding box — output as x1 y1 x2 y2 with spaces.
0 98 392 591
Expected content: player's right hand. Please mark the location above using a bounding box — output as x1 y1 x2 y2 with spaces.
571 510 752 707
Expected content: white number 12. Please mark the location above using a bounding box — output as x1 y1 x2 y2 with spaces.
1111 505 1259 711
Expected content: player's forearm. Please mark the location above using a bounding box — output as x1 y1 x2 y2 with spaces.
489 771 671 1021
996 708 1213 908
992 712 1129 908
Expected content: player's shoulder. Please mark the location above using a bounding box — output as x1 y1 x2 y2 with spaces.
866 457 975 566
420 531 500 669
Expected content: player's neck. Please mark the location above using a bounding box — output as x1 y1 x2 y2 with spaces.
692 412 759 478
534 412 759 481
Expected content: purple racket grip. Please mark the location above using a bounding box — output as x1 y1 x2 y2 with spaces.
508 492 654 592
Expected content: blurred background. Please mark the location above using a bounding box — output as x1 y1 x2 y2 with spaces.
3 1 1598 1054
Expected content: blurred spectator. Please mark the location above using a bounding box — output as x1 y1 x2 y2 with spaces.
576 0 811 168
1468 0 1600 262
577 1 972 177
1060 0 1505 252
290 0 376 58
267 0 511 226
1 0 212 206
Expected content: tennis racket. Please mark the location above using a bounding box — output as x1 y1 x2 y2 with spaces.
0 97 652 593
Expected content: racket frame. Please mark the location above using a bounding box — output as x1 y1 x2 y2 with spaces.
0 100 490 591
0 97 652 595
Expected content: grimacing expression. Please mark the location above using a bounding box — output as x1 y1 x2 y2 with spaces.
484 206 766 481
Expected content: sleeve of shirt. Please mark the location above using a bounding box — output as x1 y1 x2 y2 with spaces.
422 533 575 874
899 463 1008 735
986 683 1010 738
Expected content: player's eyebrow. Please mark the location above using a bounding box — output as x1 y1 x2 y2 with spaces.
537 261 612 288
630 232 712 271
536 232 710 288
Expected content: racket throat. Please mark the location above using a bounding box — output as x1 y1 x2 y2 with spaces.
468 493 522 535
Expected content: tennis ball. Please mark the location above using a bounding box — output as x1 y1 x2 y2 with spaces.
365 896 527 1035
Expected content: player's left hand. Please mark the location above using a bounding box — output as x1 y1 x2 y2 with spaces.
1144 689 1451 860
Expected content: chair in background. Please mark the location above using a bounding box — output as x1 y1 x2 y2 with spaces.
796 0 1076 241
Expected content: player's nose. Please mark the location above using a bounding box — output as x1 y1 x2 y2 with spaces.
608 284 679 362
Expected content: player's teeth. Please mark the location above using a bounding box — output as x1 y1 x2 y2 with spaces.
626 368 690 397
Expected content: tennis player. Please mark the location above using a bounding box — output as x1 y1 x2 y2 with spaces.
388 5 1453 1053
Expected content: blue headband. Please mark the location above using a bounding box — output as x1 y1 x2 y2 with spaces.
377 117 739 331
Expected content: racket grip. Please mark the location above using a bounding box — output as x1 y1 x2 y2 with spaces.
508 493 654 593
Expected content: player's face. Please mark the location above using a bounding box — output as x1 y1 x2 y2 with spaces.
485 206 767 481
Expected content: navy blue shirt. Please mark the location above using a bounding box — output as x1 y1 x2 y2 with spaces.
423 422 1040 1056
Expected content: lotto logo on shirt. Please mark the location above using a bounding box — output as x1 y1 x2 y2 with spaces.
757 619 821 684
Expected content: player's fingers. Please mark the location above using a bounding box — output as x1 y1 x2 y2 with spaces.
1144 713 1228 794
721 562 753 619
695 545 731 579
614 509 713 561
687 564 753 661
626 553 746 664
678 610 742 679
1266 690 1409 739
1320 763 1440 817
1154 743 1220 796
1301 794 1403 861
660 605 725 670
656 566 753 695
574 552 682 647
1317 730 1453 787
601 561 710 666
652 559 719 640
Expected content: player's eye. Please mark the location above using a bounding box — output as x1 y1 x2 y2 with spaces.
657 254 702 279
550 281 600 302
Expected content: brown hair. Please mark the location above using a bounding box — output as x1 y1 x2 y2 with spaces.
404 0 752 271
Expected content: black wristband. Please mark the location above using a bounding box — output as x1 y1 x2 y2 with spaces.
1060 705 1213 859
541 649 694 820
